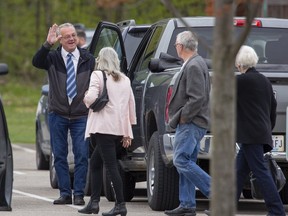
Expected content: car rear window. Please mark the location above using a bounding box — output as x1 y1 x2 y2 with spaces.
167 27 288 68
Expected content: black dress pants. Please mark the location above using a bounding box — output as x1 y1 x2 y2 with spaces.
89 133 124 203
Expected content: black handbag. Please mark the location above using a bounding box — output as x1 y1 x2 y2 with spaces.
250 153 286 199
89 70 109 112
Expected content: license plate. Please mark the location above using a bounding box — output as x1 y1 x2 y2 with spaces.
199 135 213 154
272 135 285 152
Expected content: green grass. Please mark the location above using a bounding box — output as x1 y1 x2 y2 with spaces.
0 80 42 144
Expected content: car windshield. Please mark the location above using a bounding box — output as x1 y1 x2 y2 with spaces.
168 27 288 69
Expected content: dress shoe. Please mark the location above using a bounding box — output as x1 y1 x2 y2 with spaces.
74 195 85 205
164 206 196 216
53 195 72 205
78 199 99 214
102 202 127 216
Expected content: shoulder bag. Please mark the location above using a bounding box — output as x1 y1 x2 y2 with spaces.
89 70 109 112
250 153 286 199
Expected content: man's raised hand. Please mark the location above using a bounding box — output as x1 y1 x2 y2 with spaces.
46 24 62 46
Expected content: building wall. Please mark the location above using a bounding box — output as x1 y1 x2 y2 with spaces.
267 0 288 18
205 0 288 18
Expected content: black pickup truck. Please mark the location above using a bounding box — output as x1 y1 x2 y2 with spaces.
91 17 288 211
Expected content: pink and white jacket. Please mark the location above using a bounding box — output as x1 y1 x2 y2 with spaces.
84 70 136 139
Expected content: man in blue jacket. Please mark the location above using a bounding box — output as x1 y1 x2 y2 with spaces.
32 23 95 206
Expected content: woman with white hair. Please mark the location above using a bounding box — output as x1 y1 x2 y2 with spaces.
79 47 136 216
235 45 285 216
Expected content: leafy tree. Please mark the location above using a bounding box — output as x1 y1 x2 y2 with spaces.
0 0 206 83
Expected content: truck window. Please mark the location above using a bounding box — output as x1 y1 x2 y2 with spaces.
135 26 164 72
239 28 288 65
167 27 213 60
168 27 288 68
92 28 124 60
124 30 148 66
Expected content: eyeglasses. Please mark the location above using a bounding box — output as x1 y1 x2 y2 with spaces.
62 34 77 40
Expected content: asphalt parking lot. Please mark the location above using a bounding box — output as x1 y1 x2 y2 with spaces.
9 144 288 216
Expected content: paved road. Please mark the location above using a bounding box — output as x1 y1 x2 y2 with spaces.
10 143 288 216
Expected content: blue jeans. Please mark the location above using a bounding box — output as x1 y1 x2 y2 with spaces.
49 112 88 197
173 122 211 208
236 143 285 216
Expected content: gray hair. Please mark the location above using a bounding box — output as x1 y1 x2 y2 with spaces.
56 23 75 36
96 47 122 81
176 31 198 52
235 45 259 70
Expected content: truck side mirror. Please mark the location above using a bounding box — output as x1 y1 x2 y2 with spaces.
149 52 182 73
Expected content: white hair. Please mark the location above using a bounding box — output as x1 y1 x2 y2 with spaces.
235 45 259 71
96 47 123 81
56 23 75 36
176 31 198 51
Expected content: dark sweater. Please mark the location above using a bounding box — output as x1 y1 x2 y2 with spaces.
236 67 277 152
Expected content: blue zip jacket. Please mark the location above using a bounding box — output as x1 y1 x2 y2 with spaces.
32 41 95 119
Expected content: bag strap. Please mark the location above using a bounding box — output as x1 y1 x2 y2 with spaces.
101 70 107 94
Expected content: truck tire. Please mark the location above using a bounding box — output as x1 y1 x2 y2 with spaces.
120 167 136 201
147 132 179 211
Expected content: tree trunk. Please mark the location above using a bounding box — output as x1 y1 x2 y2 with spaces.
211 0 236 215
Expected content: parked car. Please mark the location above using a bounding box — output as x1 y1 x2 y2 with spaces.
89 17 288 210
35 20 149 195
0 63 13 211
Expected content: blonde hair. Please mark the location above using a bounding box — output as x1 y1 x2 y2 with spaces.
235 45 259 71
95 47 122 81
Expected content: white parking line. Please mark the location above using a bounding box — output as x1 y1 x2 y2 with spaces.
12 189 82 209
12 144 35 153
12 144 34 176
13 171 26 175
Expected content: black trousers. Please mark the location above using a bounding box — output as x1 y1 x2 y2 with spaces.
89 133 124 203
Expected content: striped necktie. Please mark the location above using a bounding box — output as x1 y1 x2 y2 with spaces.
66 53 77 99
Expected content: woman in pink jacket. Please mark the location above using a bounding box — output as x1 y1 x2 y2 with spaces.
79 47 136 216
